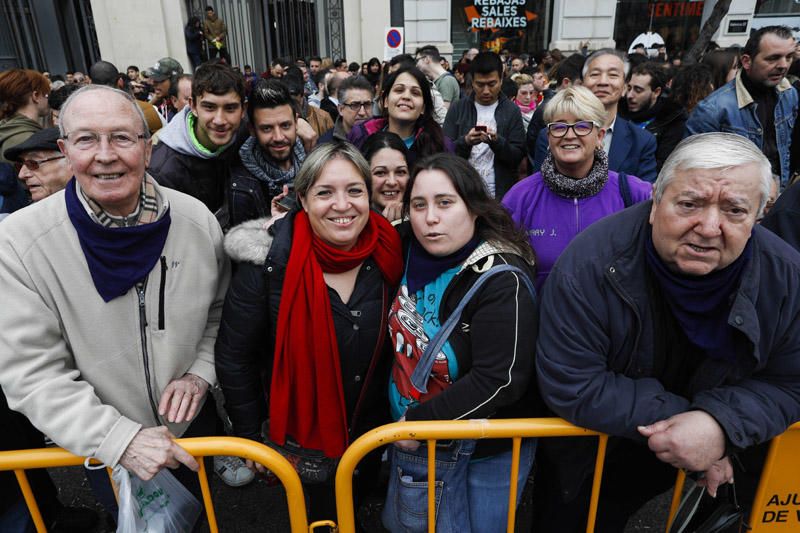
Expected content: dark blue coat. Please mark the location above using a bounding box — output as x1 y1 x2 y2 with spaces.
537 200 800 453
531 116 658 182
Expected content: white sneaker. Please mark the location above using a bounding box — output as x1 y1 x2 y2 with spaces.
213 455 255 487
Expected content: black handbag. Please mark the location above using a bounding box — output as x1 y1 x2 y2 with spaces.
668 478 744 533
261 422 339 485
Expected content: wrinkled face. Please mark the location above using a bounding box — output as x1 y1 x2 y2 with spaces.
309 60 321 75
17 150 70 201
58 92 151 217
583 54 626 107
472 71 502 106
153 78 171 99
626 73 659 113
385 73 424 124
251 104 297 165
516 83 536 106
511 58 524 72
547 112 604 170
190 90 244 149
741 33 795 88
338 88 373 131
649 164 762 276
532 72 548 92
409 169 477 257
301 157 370 251
370 147 408 209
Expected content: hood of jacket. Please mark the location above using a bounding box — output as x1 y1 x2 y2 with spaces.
224 216 275 264
0 114 41 150
458 239 534 276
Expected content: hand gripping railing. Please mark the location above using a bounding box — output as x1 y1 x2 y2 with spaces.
0 436 310 533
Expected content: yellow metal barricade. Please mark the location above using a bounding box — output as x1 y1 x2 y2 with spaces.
748 422 800 532
335 417 608 533
0 436 310 533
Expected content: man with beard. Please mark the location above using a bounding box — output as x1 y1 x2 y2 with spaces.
226 79 307 228
620 62 687 171
686 25 797 187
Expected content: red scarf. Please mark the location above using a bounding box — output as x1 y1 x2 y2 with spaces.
269 210 403 458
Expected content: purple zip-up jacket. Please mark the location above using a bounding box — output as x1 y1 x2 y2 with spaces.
502 170 652 290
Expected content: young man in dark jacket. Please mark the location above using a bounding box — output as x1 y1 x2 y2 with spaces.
149 62 247 215
443 52 526 200
536 133 800 532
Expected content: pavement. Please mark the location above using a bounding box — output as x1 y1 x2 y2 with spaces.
47 462 675 532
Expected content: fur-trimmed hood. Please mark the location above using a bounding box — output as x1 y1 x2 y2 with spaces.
223 216 274 264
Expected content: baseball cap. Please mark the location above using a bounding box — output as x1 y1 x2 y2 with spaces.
145 57 184 82
5 128 61 162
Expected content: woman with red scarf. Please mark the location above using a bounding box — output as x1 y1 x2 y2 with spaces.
215 141 403 525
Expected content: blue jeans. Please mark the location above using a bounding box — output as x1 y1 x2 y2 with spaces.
382 439 536 533
0 499 36 533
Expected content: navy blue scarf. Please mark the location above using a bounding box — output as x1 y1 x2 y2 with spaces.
644 230 752 362
406 234 481 293
65 179 171 302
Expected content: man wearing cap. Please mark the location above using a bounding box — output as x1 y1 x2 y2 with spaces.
0 84 230 525
146 57 184 123
149 61 247 215
204 6 231 64
90 60 163 136
5 127 70 202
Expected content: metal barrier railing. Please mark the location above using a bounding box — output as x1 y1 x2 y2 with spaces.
0 436 311 533
335 417 618 533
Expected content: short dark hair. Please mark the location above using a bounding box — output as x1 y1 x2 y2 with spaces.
389 54 415 69
338 75 374 102
555 54 585 85
309 56 322 63
348 61 360 73
470 51 503 77
244 64 252 70
743 25 794 58
192 61 246 102
417 45 441 62
272 57 290 68
127 65 139 72
333 58 347 68
247 78 297 124
206 5 214 11
629 62 667 92
49 83 82 111
89 61 119 87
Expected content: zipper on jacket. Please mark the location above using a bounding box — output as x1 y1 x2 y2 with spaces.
158 256 167 330
137 281 162 424
605 266 643 375
574 197 580 233
349 283 388 437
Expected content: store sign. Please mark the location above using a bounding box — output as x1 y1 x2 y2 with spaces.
469 0 530 29
728 19 748 34
647 1 704 18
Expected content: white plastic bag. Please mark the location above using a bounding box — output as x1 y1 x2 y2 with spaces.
112 465 202 533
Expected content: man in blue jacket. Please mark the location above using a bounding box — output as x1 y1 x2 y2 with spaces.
535 133 800 532
531 49 658 182
685 25 797 187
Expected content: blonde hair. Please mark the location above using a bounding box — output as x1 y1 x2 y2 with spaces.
543 85 607 126
513 74 534 87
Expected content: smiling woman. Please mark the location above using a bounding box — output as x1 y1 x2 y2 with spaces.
503 85 653 289
215 141 403 526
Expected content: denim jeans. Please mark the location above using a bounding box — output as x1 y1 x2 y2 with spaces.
382 438 536 533
0 499 36 533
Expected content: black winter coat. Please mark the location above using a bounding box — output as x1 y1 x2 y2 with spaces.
214 212 393 444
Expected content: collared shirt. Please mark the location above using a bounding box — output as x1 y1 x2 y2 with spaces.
78 175 163 227
602 117 617 154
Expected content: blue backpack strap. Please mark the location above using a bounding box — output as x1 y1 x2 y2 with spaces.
409 263 537 394
618 171 633 208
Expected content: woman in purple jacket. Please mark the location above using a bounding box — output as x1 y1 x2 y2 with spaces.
503 85 652 289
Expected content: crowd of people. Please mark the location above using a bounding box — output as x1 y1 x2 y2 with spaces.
0 17 800 533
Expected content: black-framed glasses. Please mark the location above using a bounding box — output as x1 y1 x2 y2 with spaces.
20 155 65 170
341 101 372 112
62 131 147 150
546 121 597 138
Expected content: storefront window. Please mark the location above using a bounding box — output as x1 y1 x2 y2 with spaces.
614 1 705 57
451 0 551 55
754 0 800 16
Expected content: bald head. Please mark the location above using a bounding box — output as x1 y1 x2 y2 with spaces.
58 85 149 140
89 61 119 87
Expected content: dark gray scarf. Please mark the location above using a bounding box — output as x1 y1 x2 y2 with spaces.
239 136 306 196
541 148 609 199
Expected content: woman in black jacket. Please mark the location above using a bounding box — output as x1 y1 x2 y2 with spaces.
215 142 403 524
382 153 540 533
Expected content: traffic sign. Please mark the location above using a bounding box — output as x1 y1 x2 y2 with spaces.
384 27 404 60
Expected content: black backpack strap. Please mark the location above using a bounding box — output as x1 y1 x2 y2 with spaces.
618 171 633 208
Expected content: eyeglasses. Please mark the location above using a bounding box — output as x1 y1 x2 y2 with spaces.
546 121 598 138
62 131 146 150
20 155 65 170
341 101 372 112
